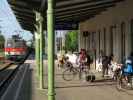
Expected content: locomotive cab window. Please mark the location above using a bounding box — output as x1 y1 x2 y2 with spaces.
7 43 12 47
5 39 14 47
15 41 24 47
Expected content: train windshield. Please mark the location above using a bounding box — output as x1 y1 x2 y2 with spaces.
15 41 25 47
5 39 26 48
5 39 14 47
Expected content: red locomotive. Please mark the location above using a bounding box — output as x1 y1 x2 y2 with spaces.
4 35 28 61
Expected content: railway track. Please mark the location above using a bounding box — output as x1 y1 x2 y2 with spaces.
0 62 21 97
0 49 31 98
0 63 13 72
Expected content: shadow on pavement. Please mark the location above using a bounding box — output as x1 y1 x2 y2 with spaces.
54 81 115 89
43 79 116 89
27 54 35 60
17 68 33 100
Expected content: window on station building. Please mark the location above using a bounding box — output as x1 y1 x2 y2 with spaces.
103 28 106 55
98 30 101 56
88 32 90 49
92 32 96 50
83 31 89 50
110 26 114 55
121 22 126 61
130 19 133 51
110 25 117 55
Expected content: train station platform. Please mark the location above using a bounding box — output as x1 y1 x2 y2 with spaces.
11 59 132 100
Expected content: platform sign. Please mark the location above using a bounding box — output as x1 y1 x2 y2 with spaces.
55 22 79 30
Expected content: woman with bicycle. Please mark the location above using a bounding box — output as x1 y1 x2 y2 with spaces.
116 52 133 89
79 49 87 62
122 53 133 85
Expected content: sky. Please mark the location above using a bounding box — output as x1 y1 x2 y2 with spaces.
0 0 33 41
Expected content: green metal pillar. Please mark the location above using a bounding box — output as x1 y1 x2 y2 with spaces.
39 14 44 89
35 11 44 89
47 0 55 99
35 31 40 78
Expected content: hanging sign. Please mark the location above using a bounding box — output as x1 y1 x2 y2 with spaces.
55 22 78 30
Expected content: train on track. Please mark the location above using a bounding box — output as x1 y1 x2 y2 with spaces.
4 35 28 61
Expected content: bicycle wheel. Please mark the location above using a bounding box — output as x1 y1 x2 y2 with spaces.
62 68 76 81
116 74 122 90
130 76 133 89
78 67 88 80
126 75 133 90
116 70 123 90
116 74 132 90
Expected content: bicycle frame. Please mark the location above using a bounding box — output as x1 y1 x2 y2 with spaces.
116 69 133 90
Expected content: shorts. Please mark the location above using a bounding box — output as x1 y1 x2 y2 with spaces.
123 72 133 76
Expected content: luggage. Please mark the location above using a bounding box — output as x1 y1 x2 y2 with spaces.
85 74 95 82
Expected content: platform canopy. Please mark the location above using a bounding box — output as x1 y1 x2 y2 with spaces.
7 0 124 32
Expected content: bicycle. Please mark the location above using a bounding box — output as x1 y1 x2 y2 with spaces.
78 62 89 80
57 56 69 69
62 62 88 81
116 67 133 90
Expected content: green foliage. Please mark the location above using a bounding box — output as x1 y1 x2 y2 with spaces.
0 33 5 55
0 33 5 48
0 33 5 42
65 30 78 52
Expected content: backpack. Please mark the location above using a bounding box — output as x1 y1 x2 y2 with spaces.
102 56 109 66
124 64 133 73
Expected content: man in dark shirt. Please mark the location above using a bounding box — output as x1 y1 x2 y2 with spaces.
102 56 109 77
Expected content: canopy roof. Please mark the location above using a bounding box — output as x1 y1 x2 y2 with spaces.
7 0 124 32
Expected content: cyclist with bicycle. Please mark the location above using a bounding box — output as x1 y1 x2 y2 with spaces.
79 49 87 66
122 52 133 85
58 54 67 68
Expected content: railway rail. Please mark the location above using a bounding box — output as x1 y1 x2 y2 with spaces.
0 63 17 97
0 49 31 98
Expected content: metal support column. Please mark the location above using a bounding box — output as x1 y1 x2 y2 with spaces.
35 11 44 89
35 11 40 79
35 31 40 78
47 0 55 99
39 14 44 89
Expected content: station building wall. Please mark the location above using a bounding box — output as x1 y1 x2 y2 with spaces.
79 0 133 63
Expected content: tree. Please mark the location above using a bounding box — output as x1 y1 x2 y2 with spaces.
65 30 78 52
0 33 5 43
0 32 5 52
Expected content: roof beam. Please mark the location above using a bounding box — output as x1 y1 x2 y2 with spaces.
56 16 94 23
11 5 34 15
56 11 101 19
55 13 98 22
16 16 35 23
55 3 114 16
20 22 35 30
18 19 35 26
8 0 31 9
13 11 35 19
20 25 35 31
56 0 123 12
55 8 107 18
21 26 34 32
56 0 101 8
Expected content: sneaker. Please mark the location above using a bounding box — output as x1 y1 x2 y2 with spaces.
127 83 131 86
